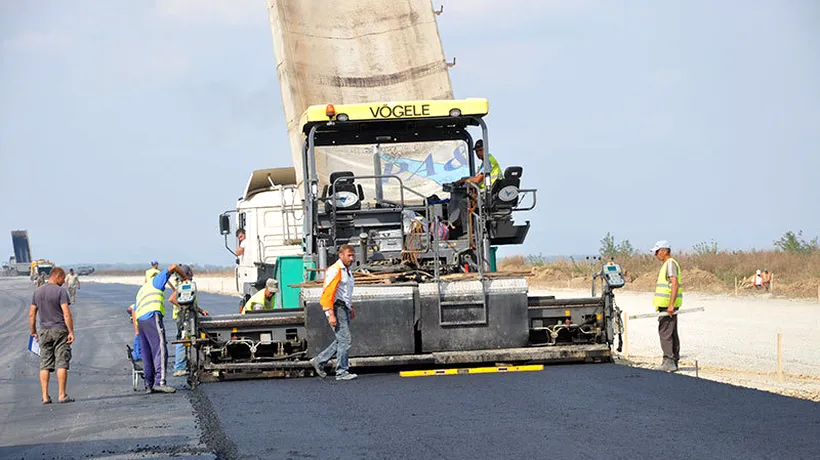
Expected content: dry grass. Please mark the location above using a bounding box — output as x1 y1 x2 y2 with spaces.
501 251 820 298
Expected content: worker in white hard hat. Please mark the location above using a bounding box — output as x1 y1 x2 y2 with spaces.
651 240 683 372
753 269 763 289
241 278 278 314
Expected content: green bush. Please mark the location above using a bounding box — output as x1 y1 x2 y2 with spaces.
774 231 818 255
599 232 637 260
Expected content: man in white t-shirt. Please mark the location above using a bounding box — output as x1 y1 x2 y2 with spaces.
235 228 246 264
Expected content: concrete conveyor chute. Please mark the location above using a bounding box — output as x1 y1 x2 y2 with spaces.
266 0 454 179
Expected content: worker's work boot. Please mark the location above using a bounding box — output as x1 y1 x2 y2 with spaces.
309 358 327 378
659 359 677 373
173 370 188 377
153 385 177 393
335 372 358 381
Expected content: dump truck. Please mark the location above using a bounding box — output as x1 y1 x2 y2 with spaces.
182 99 625 384
9 230 32 276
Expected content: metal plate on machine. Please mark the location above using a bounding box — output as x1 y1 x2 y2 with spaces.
301 285 416 358
375 229 403 252
418 279 529 353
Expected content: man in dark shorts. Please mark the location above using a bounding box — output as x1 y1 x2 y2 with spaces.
29 266 75 404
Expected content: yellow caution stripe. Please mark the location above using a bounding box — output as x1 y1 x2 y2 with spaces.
400 364 543 378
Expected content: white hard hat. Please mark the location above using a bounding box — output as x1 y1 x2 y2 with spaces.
265 278 279 292
756 269 761 275
651 240 671 252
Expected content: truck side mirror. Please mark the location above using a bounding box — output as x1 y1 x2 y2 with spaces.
219 214 231 235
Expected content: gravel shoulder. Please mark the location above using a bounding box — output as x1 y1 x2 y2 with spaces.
533 287 820 401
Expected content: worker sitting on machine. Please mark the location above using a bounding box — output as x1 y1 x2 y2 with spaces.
240 278 279 314
443 139 504 237
453 140 502 190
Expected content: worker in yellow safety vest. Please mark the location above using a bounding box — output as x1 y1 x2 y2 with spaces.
455 139 502 190
651 240 683 372
241 278 278 314
145 260 160 282
132 263 189 393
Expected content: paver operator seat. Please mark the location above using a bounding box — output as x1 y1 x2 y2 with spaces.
322 171 365 213
490 166 523 212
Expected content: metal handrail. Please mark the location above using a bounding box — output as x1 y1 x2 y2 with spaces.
464 181 488 279
512 189 537 212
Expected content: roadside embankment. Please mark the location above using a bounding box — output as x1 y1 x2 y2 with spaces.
533 287 820 401
84 275 239 296
506 250 820 299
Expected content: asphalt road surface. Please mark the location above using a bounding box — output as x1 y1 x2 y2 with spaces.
1 278 818 460
0 277 236 459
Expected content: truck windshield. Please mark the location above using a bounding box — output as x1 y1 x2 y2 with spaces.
314 139 470 203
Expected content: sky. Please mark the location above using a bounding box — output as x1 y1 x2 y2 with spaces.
1 0 819 266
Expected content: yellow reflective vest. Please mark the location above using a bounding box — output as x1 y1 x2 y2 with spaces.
652 257 683 310
242 289 274 314
134 280 165 318
478 153 502 190
145 268 160 282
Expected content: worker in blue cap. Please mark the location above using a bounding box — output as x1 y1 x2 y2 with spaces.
132 263 190 393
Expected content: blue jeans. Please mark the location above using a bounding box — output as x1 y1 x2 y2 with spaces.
174 343 187 371
173 317 187 371
131 335 142 361
316 306 351 375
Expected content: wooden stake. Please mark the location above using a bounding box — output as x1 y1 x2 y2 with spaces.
777 332 784 383
623 315 629 359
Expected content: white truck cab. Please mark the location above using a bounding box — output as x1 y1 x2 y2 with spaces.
220 168 305 305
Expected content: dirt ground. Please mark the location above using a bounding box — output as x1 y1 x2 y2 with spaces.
86 275 820 401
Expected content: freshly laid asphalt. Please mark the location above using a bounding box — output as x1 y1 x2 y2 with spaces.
1 278 818 460
0 278 236 459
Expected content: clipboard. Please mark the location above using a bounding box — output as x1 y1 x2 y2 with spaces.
28 335 40 356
